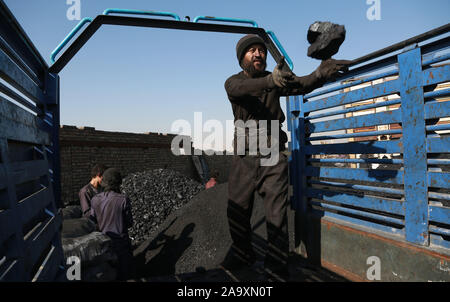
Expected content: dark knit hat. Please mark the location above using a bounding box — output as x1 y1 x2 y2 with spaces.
101 168 122 192
236 34 267 64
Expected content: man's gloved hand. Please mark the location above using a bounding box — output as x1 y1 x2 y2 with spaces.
314 59 352 81
272 56 294 88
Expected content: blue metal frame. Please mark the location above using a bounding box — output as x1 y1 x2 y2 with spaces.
0 0 64 281
103 8 181 20
286 30 450 249
193 15 258 27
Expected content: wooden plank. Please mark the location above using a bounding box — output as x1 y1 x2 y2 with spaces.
305 166 404 185
307 110 402 134
10 159 48 185
0 48 44 104
305 139 403 155
0 97 50 145
17 187 51 225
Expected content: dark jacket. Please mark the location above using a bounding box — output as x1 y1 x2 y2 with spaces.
79 183 101 217
90 191 133 240
225 70 325 151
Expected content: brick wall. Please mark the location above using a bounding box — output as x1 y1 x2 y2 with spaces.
59 126 232 205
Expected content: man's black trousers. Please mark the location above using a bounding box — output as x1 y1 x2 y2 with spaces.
227 152 289 273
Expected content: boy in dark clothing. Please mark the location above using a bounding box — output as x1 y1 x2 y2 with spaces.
90 168 134 280
79 163 107 217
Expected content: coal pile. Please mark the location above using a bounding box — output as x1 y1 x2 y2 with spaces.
132 183 296 278
121 169 204 244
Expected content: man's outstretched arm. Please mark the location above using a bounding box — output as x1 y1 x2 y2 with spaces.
282 59 351 96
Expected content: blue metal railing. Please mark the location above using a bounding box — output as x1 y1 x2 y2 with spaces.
286 28 450 249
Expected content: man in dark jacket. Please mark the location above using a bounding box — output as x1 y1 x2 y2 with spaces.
222 34 350 280
90 168 134 280
79 163 107 218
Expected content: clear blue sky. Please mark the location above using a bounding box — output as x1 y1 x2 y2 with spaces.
4 0 450 150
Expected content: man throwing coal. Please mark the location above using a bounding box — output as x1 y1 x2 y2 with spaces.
222 34 350 280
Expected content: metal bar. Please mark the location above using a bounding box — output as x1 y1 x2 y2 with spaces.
10 160 48 185
311 209 406 236
428 192 450 201
399 47 429 245
424 88 450 99
422 64 450 87
424 100 450 120
428 159 450 165
309 179 404 195
266 30 294 70
0 36 43 88
422 52 450 66
426 124 450 132
17 187 51 225
103 8 181 20
428 172 450 189
0 81 41 115
0 0 48 79
304 139 403 155
429 206 450 224
429 226 450 237
421 36 450 56
305 98 401 121
303 78 399 113
32 243 63 282
305 166 404 185
308 157 403 165
307 128 402 141
306 188 405 215
348 23 450 67
310 200 404 225
0 96 51 145
49 15 285 74
24 214 60 276
50 18 93 63
193 15 257 27
427 136 450 153
307 110 402 134
0 209 16 246
0 48 45 104
305 69 398 100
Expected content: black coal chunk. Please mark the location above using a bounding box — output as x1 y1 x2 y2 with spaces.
307 21 346 60
120 169 203 245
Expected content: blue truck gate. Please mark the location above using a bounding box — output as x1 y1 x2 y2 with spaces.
286 28 450 281
0 1 64 281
